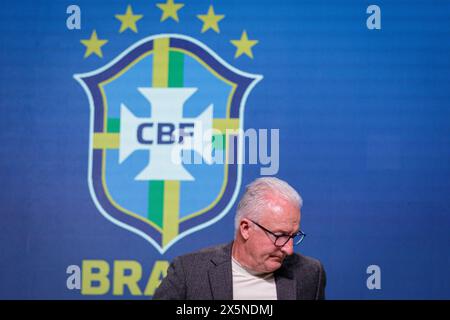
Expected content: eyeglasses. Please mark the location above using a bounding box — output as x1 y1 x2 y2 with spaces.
249 219 306 247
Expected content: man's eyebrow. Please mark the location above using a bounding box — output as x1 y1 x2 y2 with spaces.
273 228 300 236
272 229 295 236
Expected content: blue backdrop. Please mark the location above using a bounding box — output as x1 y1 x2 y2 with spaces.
1 0 449 299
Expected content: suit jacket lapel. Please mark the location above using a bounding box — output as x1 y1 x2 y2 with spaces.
208 242 233 300
275 264 297 300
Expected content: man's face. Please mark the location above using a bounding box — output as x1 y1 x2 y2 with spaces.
244 195 300 273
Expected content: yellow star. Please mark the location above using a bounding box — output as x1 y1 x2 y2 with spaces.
80 30 108 58
115 5 143 33
230 30 258 59
197 5 225 33
156 0 184 22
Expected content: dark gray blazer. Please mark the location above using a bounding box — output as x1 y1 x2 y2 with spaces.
153 242 326 300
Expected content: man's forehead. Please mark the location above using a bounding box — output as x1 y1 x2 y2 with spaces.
263 196 300 216
260 201 301 231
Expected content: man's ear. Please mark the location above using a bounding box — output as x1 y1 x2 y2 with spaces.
240 219 251 240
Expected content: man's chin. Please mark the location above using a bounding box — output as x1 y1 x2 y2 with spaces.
265 258 283 272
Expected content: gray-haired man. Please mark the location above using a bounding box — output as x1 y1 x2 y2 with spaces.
153 177 326 300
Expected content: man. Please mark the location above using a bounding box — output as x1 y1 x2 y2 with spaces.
153 177 326 300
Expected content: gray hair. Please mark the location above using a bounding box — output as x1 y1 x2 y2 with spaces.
234 177 303 234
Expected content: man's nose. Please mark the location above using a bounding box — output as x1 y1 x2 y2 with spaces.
281 238 294 255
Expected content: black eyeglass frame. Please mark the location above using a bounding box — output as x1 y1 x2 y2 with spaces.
249 219 306 247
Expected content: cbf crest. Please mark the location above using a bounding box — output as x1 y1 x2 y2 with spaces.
75 34 261 253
